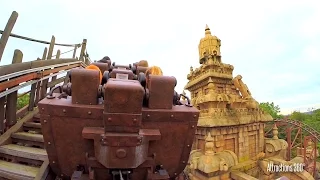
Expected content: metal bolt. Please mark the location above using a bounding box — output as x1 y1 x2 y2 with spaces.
88 111 92 115
41 108 44 110
63 109 66 113
147 114 150 117
191 125 195 128
194 114 197 118
43 120 47 123
133 118 137 122
48 142 51 145
61 174 64 177
170 115 174 118
182 161 186 164
108 118 112 121
187 145 190 147
174 173 177 176
160 164 163 168
52 161 55 163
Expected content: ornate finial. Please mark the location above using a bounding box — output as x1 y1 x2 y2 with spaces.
182 90 186 100
207 77 215 89
204 132 214 155
208 77 213 83
205 24 211 35
272 124 279 139
190 66 193 72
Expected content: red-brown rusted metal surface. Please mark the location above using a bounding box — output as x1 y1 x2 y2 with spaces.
38 61 199 180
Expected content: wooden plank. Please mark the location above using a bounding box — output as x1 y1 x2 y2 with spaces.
23 122 42 129
0 58 79 77
28 83 37 111
47 77 64 88
5 50 23 127
42 63 80 76
0 96 5 134
0 72 38 92
79 39 87 62
34 81 42 106
16 105 29 119
11 132 44 142
34 159 50 180
0 159 39 180
0 108 38 146
40 36 55 100
50 50 60 91
0 11 18 62
0 144 47 161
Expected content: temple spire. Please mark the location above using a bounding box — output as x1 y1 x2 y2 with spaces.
205 24 211 35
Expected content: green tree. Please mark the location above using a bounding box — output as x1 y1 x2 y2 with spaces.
259 102 283 119
290 111 309 121
17 94 30 110
289 109 320 161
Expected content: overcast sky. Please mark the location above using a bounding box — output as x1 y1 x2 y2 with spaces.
1 1 320 114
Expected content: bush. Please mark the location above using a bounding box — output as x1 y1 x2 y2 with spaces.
17 93 30 110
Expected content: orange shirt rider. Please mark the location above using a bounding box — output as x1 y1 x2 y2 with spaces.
85 65 102 84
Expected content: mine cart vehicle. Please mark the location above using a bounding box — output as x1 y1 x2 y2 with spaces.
38 59 200 180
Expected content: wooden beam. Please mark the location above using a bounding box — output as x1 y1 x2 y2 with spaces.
0 11 18 62
34 159 50 180
0 108 38 146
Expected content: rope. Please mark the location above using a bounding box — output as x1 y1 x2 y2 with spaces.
0 30 80 47
52 47 78 58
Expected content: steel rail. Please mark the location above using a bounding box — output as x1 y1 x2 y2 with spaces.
0 70 71 98
0 61 80 82
273 119 320 142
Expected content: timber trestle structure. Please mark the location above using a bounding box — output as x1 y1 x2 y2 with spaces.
265 118 320 178
0 11 91 179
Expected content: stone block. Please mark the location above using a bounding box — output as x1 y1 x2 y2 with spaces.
226 134 234 139
233 127 238 133
220 172 230 179
253 125 256 130
207 175 221 180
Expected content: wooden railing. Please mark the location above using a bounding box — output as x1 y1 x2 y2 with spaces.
0 11 91 134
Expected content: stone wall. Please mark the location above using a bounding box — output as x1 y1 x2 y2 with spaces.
194 123 265 162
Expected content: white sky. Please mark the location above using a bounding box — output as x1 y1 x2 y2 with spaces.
1 0 320 114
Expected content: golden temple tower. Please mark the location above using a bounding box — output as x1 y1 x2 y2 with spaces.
185 25 272 179
185 25 314 180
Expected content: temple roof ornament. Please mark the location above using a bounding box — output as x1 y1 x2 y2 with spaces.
185 24 273 127
198 25 221 63
272 124 279 140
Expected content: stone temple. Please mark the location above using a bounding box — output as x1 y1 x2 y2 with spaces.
184 25 315 180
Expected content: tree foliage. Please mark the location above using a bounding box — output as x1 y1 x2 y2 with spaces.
289 109 320 133
17 94 30 110
289 109 320 161
259 102 283 119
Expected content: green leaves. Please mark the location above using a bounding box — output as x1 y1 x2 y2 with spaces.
17 94 30 110
259 102 283 119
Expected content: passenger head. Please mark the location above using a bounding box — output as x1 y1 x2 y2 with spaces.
85 64 102 84
145 66 163 87
98 56 111 63
138 60 149 67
